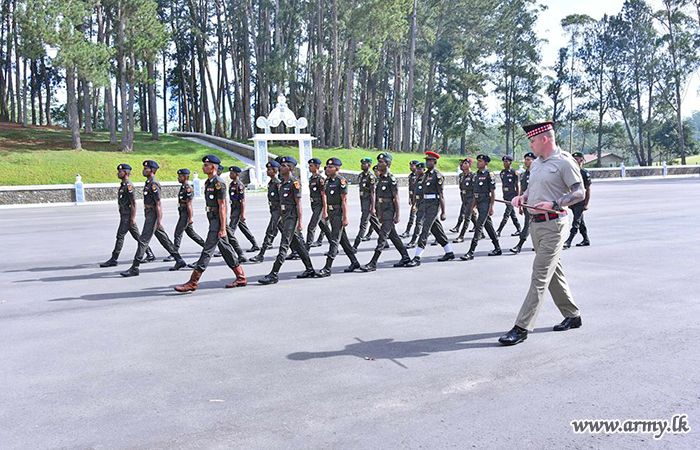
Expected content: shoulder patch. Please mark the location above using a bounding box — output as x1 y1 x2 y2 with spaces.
340 178 347 187
127 185 133 192
215 182 221 190
152 184 158 192
294 179 301 189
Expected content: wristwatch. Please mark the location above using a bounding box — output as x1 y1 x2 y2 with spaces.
552 200 562 211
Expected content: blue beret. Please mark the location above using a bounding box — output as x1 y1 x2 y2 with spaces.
377 152 393 162
502 155 514 162
143 160 159 169
326 157 342 167
280 156 297 167
360 157 373 164
229 166 242 173
524 152 536 159
477 154 491 163
308 158 322 165
202 154 221 164
218 164 224 172
410 160 419 165
177 168 190 175
117 164 132 171
266 161 280 169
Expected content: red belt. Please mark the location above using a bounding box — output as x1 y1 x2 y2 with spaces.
531 211 567 223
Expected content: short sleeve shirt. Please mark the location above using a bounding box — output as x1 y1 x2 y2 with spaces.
279 177 302 206
204 176 225 207
527 148 583 206
143 178 162 206
325 175 348 205
408 172 417 194
229 179 245 204
376 172 399 199
580 168 592 188
309 173 325 201
520 169 531 192
178 183 194 205
267 178 281 205
500 169 519 200
118 180 136 210
359 171 376 198
460 171 475 198
422 168 444 198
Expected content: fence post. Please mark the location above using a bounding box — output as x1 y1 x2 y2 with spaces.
74 174 85 204
620 163 626 179
662 162 667 177
193 172 201 198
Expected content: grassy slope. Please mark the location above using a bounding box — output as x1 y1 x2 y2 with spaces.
267 145 505 173
0 125 245 185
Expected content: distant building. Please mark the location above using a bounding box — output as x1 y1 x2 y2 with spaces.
583 152 625 167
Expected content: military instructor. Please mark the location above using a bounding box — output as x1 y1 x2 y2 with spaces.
499 121 585 346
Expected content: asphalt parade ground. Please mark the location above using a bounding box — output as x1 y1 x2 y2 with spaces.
2 177 699 449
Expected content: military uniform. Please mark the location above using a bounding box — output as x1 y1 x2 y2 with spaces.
226 176 251 260
249 167 283 263
415 167 449 248
461 157 501 260
406 166 426 248
401 164 419 237
511 161 532 254
497 162 522 236
306 171 331 247
353 167 379 248
565 163 591 247
454 170 479 242
173 179 205 252
101 167 154 267
121 161 186 276
259 156 317 284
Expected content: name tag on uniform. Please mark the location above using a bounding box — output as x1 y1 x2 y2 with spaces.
312 187 317 191
209 195 214 199
283 193 289 197
424 194 437 199
479 182 484 186
382 186 387 190
271 192 275 196
330 190 335 195
504 187 509 191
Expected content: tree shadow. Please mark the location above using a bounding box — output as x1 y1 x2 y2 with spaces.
287 328 552 367
48 287 180 302
15 266 178 283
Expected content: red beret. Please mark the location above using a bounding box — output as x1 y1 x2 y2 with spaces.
425 151 440 160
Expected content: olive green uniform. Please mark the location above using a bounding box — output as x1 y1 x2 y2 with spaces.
306 173 331 246
323 175 359 269
173 182 205 251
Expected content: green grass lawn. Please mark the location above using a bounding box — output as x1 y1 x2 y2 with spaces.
673 154 700 165
267 145 505 174
0 124 245 185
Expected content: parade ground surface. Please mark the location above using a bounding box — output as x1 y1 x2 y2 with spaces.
2 177 699 450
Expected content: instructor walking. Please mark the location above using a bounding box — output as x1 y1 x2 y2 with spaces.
498 121 585 346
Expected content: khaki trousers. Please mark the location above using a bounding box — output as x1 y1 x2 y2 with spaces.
515 217 579 331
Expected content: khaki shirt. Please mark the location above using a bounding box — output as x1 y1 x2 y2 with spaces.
526 147 582 206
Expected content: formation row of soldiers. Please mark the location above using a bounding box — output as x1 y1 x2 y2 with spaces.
100 149 591 291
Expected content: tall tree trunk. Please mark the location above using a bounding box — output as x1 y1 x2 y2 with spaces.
375 50 389 150
147 61 159 139
419 24 441 152
82 77 92 132
21 57 27 126
402 0 418 153
391 51 402 152
343 38 355 148
330 0 340 146
41 57 51 126
30 59 36 125
314 0 325 145
163 50 167 133
66 65 82 150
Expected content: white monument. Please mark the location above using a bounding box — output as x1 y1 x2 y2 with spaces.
250 95 315 188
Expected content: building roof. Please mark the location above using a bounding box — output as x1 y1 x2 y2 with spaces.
583 153 623 164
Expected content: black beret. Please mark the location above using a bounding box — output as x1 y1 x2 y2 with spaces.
308 158 322 165
218 164 224 172
229 166 242 173
476 154 491 163
177 168 191 175
202 154 221 164
410 160 419 165
117 163 132 171
274 155 284 164
143 160 159 169
377 152 393 162
524 152 536 159
266 161 280 169
280 156 297 167
572 152 585 159
523 121 554 138
502 155 514 162
372 165 378 171
326 157 342 167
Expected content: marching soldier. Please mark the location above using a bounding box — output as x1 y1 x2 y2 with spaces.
306 157 332 248
511 152 535 254
100 164 154 267
120 160 188 277
174 154 247 292
317 158 361 276
162 169 205 265
499 121 584 346
405 162 426 249
248 161 282 263
453 158 479 243
258 156 318 284
563 152 592 248
225 166 251 263
497 155 522 237
353 157 377 249
460 154 502 261
360 153 412 271
400 160 419 238
406 152 454 266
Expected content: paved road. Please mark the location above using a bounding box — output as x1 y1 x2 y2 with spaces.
2 179 699 449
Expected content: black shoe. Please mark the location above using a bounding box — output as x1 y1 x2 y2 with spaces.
145 253 156 263
511 231 521 236
453 237 464 243
296 268 318 279
309 241 322 248
488 248 502 256
248 254 264 264
169 259 187 271
438 252 455 262
460 252 474 261
286 252 300 260
430 240 438 246
237 255 248 264
214 252 222 257
563 241 571 249
246 246 260 253
468 228 475 233
497 231 502 238
344 262 360 273
393 257 411 267
163 255 175 262
120 267 139 277
187 262 197 269
317 268 332 277
449 227 459 233
510 245 522 254
100 258 118 268
479 234 486 240
576 240 590 247
360 262 376 272
258 273 278 285
405 256 421 267
383 243 390 249
405 241 416 249
361 236 371 242
498 326 528 346
399 231 410 238
553 316 582 331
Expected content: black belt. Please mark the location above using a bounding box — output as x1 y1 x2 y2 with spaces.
377 198 392 203
205 206 219 212
531 211 567 223
280 204 293 211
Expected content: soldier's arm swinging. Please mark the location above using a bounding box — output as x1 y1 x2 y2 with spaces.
240 196 246 222
321 189 328 221
393 191 400 224
217 198 227 238
296 197 304 232
156 200 164 229
187 198 194 225
583 184 591 210
130 197 137 227
341 192 349 227
489 189 495 216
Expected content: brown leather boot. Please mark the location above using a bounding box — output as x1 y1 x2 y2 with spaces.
174 270 202 292
225 265 247 288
